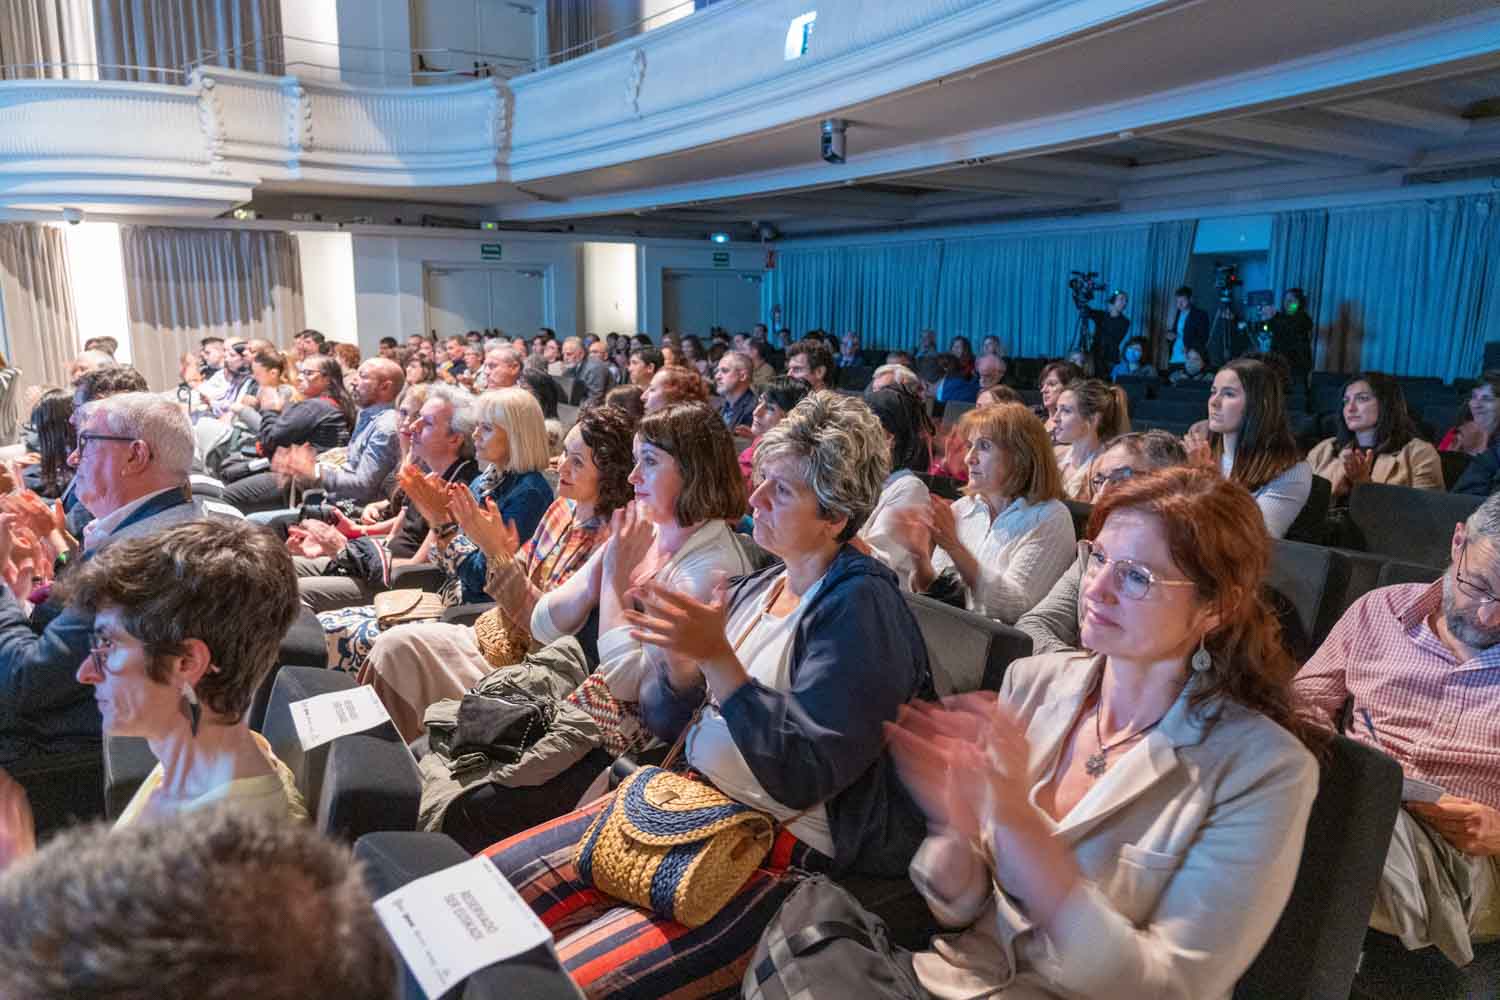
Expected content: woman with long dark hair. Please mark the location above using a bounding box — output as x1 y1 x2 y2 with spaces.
1203 357 1311 539
861 386 935 588
1306 372 1442 498
23 389 75 499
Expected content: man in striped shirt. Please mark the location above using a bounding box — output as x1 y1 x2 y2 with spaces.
1296 493 1500 970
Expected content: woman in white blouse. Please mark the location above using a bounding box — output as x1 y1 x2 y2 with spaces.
893 402 1076 623
859 386 934 589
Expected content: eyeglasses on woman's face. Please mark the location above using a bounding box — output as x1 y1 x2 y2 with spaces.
1081 540 1197 601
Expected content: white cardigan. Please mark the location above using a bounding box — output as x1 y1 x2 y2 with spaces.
929 495 1076 624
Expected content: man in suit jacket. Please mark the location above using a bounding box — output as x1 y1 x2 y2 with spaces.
1165 286 1210 371
561 336 611 405
0 392 241 766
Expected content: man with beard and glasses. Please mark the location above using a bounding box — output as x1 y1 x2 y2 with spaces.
1295 491 1500 978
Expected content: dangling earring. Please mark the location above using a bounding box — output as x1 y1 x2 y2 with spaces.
180 682 201 737
1191 637 1212 673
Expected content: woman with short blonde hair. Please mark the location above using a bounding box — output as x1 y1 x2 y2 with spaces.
474 387 551 475
893 402 1075 623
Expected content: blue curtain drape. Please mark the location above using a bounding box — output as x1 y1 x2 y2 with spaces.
1315 196 1496 379
1145 220 1196 368
1267 208 1328 363
761 241 942 350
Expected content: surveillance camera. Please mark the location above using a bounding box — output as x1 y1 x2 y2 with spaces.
61 207 84 225
820 118 847 164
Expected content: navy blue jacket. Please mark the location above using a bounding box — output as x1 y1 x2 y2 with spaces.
640 545 934 877
450 469 554 604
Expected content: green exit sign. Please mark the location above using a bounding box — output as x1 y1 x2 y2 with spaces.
712 251 730 268
480 243 502 260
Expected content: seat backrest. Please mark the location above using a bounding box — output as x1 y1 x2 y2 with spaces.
1284 473 1331 546
1268 539 1334 654
1063 499 1092 540
1315 547 1387 647
1346 482 1480 566
1439 449 1471 490
1376 559 1443 589
904 593 1032 695
1233 736 1402 1000
262 666 409 837
316 732 421 841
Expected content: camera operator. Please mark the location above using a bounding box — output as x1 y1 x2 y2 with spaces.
1165 286 1209 372
1257 288 1314 376
1086 290 1130 376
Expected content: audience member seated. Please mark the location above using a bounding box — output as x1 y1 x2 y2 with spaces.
714 350 756 439
747 339 776 389
1167 346 1213 385
318 386 554 674
0 392 241 767
1054 378 1131 500
933 353 980 405
860 387 935 588
1109 336 1157 382
886 466 1318 998
61 365 153 537
978 384 1024 408
785 338 835 393
517 368 565 457
243 358 404 518
69 520 304 825
292 384 478 612
481 343 524 390
603 383 644 423
1306 372 1443 500
979 334 1004 358
626 345 663 388
0 809 395 998
562 336 612 404
1295 492 1500 972
837 330 864 369
225 348 297 434
1439 371 1500 456
1193 357 1311 539
190 336 255 422
19 389 73 500
1017 430 1188 654
222 356 354 506
975 354 1007 392
641 364 710 414
892 403 1075 623
1036 360 1086 436
404 355 436 387
485 391 931 999
363 405 634 740
739 376 811 490
949 335 977 379
869 362 923 395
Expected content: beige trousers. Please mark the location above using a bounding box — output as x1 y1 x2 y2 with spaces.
1369 809 1500 966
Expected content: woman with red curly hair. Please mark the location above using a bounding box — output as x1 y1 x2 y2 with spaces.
886 466 1320 998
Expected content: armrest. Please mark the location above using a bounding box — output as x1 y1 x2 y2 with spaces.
443 602 494 627
390 565 446 592
354 832 583 1000
103 736 157 820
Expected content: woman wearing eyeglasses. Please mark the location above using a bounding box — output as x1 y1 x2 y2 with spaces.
885 467 1320 999
255 355 356 458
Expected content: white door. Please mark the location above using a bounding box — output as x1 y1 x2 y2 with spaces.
425 268 490 339
662 270 763 334
425 266 549 340
488 268 547 338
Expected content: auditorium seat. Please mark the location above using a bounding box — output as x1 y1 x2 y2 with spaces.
1233 736 1402 1000
1284 473 1331 546
1314 548 1388 646
281 605 330 669
262 667 420 840
837 365 874 391
103 736 156 819
390 564 446 592
1345 483 1478 567
11 748 105 837
1351 931 1500 1000
442 602 494 628
1438 450 1470 490
939 399 974 428
355 831 581 1000
1268 539 1334 657
1063 499 1092 540
1375 559 1443 589
904 593 1032 695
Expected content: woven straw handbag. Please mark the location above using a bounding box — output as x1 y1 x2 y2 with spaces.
573 764 775 927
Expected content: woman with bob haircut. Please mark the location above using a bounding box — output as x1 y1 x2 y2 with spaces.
1202 357 1311 539
642 364 710 413
318 386 554 674
360 405 637 740
894 402 1075 623
883 466 1319 999
1306 371 1442 498
485 391 931 999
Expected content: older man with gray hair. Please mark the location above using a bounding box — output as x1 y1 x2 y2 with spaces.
0 392 241 766
561 335 611 404
868 363 923 396
1296 491 1500 983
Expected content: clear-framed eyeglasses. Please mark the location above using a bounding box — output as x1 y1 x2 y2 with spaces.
1081 540 1198 601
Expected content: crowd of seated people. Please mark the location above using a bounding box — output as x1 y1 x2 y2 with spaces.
1 312 1500 1000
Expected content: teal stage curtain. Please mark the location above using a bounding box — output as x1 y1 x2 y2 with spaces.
1145 220 1197 368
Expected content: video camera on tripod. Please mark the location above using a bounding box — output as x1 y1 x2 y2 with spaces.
1069 270 1108 312
1213 262 1242 306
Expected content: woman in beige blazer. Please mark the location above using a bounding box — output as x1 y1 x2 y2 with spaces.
1306 372 1443 497
887 467 1321 999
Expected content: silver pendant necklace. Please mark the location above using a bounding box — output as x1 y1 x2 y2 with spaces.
1086 696 1169 779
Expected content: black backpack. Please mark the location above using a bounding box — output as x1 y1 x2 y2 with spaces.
743 876 926 1000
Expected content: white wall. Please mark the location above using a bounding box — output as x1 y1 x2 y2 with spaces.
409 0 543 78
579 242 638 334
296 231 358 346
350 230 580 354
336 0 413 84
638 243 764 335
279 0 341 80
